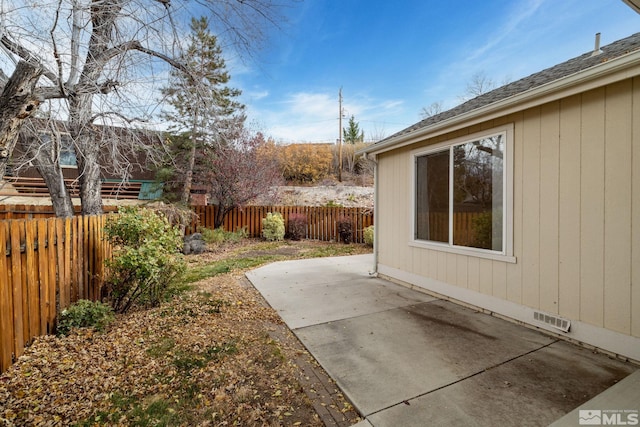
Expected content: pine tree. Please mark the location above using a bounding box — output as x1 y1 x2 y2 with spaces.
342 115 364 174
343 115 364 144
161 16 245 204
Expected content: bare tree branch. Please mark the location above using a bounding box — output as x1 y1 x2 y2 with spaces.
0 35 58 83
67 0 83 86
125 41 190 75
50 0 67 97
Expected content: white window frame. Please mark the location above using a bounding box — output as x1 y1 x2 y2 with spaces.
410 123 515 263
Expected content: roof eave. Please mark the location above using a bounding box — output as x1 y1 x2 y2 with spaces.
623 0 640 14
361 49 640 156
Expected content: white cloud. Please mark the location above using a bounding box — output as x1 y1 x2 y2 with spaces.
466 0 546 62
246 90 410 143
244 89 269 101
378 100 404 111
285 92 336 116
249 91 337 142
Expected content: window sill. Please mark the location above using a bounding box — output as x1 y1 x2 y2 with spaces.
409 240 517 263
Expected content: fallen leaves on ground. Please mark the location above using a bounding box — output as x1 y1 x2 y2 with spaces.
0 239 368 426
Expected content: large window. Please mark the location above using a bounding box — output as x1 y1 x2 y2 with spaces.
413 126 512 259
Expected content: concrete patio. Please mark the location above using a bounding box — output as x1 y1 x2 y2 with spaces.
246 254 639 426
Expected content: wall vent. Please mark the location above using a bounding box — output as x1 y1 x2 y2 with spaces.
533 311 571 332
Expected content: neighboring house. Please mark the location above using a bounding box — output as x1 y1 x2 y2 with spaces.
361 32 640 362
2 118 163 201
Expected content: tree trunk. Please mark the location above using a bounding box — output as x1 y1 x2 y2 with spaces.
181 142 196 204
181 108 199 205
39 166 74 217
214 204 227 229
0 61 42 179
26 138 75 217
69 91 103 215
76 135 103 215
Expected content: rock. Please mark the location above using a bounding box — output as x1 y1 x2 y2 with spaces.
183 232 206 255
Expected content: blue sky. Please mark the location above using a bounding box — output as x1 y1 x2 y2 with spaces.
230 0 640 143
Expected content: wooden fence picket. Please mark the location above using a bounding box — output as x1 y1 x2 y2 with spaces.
0 215 115 372
9 221 25 358
0 222 13 371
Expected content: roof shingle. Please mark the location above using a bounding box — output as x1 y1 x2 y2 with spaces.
380 32 640 143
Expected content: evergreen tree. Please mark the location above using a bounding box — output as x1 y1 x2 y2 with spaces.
342 115 364 174
343 115 364 144
161 16 245 203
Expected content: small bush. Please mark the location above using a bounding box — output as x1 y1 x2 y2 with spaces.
57 300 114 336
262 212 285 241
325 200 343 208
104 207 186 313
228 227 248 242
336 216 353 244
199 226 248 245
198 226 220 244
363 225 374 247
287 213 307 240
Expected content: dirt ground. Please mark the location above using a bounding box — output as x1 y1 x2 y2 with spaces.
0 239 369 426
253 185 374 209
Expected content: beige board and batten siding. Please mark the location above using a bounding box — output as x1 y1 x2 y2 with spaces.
376 76 640 359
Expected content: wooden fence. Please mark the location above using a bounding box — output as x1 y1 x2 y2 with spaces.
0 204 375 243
189 205 374 243
0 215 112 373
0 204 118 220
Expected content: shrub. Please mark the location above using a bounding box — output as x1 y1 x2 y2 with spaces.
57 300 114 336
227 227 248 243
279 143 333 183
287 213 307 240
336 216 353 244
104 207 186 313
325 200 343 208
262 212 285 241
199 226 248 245
198 226 220 244
363 225 374 247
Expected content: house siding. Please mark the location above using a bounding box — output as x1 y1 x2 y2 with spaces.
376 77 640 350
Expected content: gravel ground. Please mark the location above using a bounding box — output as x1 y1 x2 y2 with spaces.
258 186 374 208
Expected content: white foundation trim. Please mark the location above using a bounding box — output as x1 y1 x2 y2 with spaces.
378 263 640 363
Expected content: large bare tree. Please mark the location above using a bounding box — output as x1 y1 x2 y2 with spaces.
0 0 286 216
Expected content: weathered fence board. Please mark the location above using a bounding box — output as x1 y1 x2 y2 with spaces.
0 215 111 373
